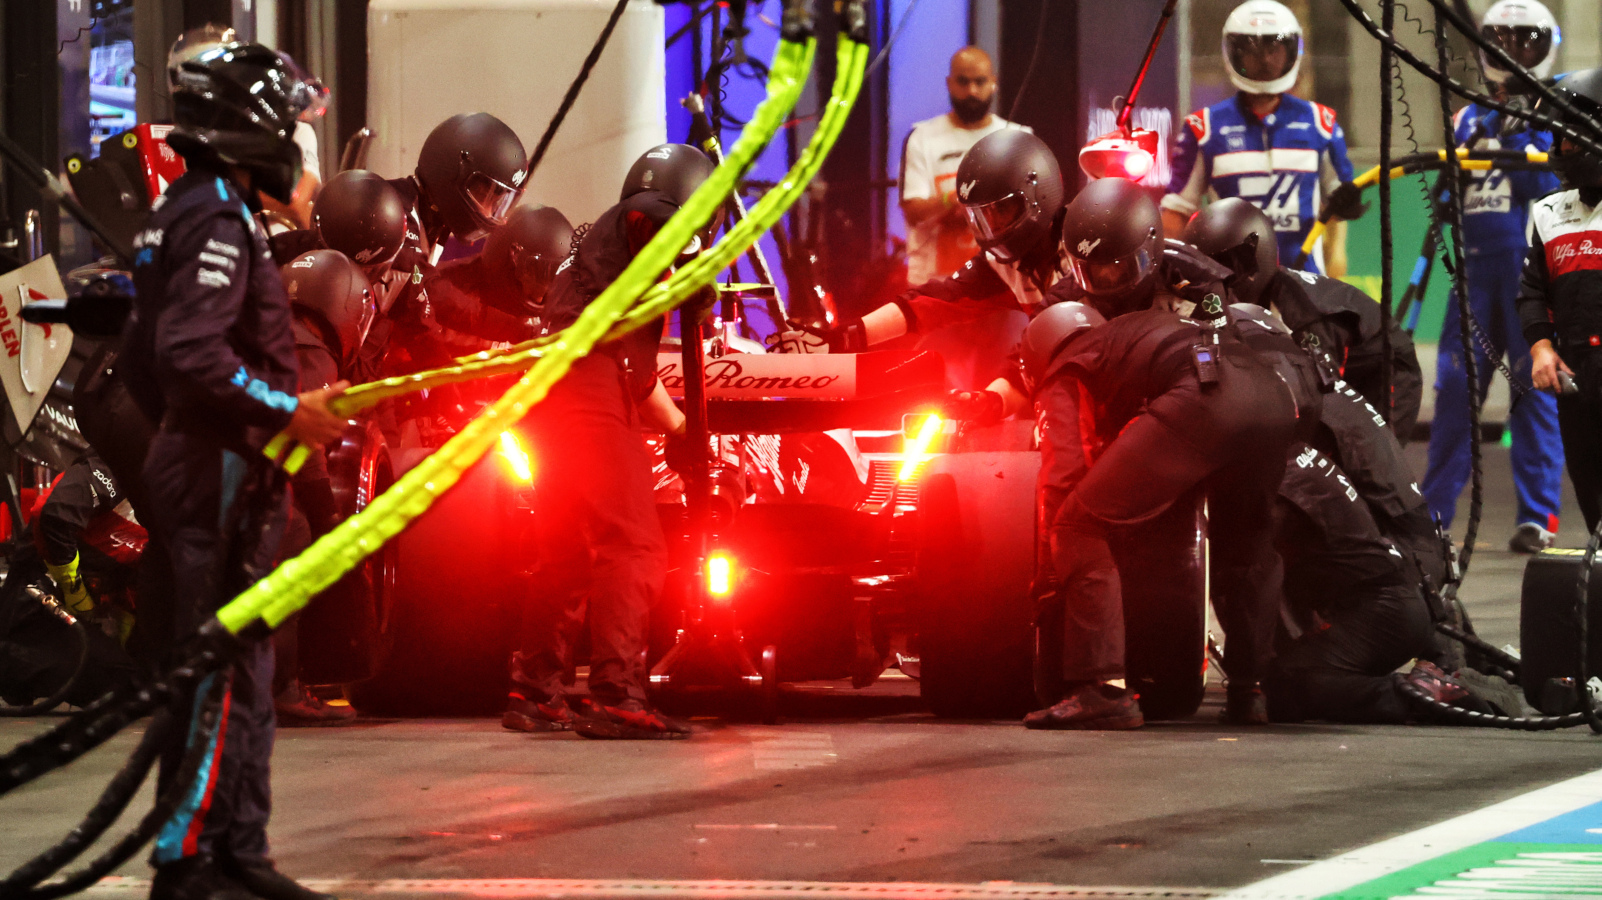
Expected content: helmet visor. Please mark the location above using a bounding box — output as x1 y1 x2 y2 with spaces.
1225 33 1301 85
963 192 1028 243
1066 247 1155 296
463 171 521 228
1482 24 1553 71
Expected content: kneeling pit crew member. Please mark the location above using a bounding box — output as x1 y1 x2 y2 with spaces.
1522 68 1602 533
1012 178 1299 730
778 130 1065 357
122 42 348 900
504 144 708 741
272 249 377 725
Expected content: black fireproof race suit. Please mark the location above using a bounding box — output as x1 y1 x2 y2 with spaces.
509 191 674 707
1034 308 1298 689
1268 443 1440 723
124 166 299 868
1262 267 1422 444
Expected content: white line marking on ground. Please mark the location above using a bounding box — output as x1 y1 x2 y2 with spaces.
1217 767 1602 899
84 878 1219 898
750 731 837 770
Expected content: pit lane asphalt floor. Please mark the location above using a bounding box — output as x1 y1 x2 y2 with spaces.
3 443 1599 899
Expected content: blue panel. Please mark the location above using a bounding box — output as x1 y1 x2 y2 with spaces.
886 0 972 244
1493 801 1602 844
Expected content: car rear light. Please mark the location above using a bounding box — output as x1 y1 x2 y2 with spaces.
498 431 533 482
899 413 943 482
707 552 735 601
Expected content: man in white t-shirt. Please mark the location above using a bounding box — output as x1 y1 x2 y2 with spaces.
899 46 1029 285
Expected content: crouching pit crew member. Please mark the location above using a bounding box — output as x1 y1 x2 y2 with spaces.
273 249 378 725
1011 179 1299 729
123 42 349 900
1522 69 1602 534
422 203 574 350
504 144 711 741
1183 198 1423 443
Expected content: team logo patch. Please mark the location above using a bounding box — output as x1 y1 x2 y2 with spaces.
1315 103 1338 138
958 180 976 201
1547 232 1602 277
1186 111 1207 140
1077 237 1102 256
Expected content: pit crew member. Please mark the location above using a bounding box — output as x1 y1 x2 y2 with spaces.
122 42 348 900
1183 198 1422 443
1424 0 1566 553
505 144 706 741
1018 179 1298 729
273 249 378 726
1522 68 1602 533
421 203 573 351
1162 0 1360 277
782 129 1064 358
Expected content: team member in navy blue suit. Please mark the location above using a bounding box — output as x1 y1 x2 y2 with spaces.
1423 0 1566 553
504 144 705 740
122 43 347 900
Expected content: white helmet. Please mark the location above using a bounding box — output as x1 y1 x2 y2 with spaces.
1479 0 1561 86
1222 1 1304 96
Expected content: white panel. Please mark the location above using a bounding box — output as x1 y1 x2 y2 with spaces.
367 0 666 227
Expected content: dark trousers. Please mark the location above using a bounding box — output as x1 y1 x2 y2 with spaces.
1558 349 1602 533
1049 408 1292 687
142 432 283 866
512 355 665 705
1266 585 1434 723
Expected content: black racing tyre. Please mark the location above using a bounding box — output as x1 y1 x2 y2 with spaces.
299 423 398 686
350 448 525 715
915 452 1040 718
1113 489 1208 721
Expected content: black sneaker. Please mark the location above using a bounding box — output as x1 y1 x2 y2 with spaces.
221 857 334 900
502 692 576 733
150 856 256 900
572 697 692 740
1023 683 1144 730
1222 685 1269 726
274 682 357 727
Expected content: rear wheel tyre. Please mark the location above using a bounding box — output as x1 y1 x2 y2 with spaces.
916 453 1040 719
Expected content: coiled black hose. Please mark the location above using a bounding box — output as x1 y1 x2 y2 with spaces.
4 673 230 900
0 708 177 895
1398 677 1595 730
0 618 87 718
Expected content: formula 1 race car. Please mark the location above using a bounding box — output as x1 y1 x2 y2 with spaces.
344 333 1210 723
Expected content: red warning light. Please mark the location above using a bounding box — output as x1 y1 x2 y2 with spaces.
1079 128 1160 182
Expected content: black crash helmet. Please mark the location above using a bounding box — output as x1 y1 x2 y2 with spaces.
314 169 409 271
1180 197 1280 305
415 113 528 243
280 249 377 370
1059 177 1163 313
954 130 1065 265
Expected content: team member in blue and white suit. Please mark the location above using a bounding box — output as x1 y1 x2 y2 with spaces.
1161 0 1360 277
1422 0 1565 554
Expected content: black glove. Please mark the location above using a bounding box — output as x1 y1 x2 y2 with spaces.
1323 181 1369 221
944 389 1005 425
663 431 702 477
788 316 869 353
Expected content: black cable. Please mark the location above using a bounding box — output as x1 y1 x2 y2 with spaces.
1434 11 1483 583
1434 622 1522 678
14 673 231 900
1379 1 1396 429
0 709 177 894
1333 0 1602 159
0 620 87 717
863 0 926 79
1006 0 1053 123
521 0 632 186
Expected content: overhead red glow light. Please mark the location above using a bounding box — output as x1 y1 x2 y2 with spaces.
707 553 734 600
1079 128 1159 182
498 431 534 482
